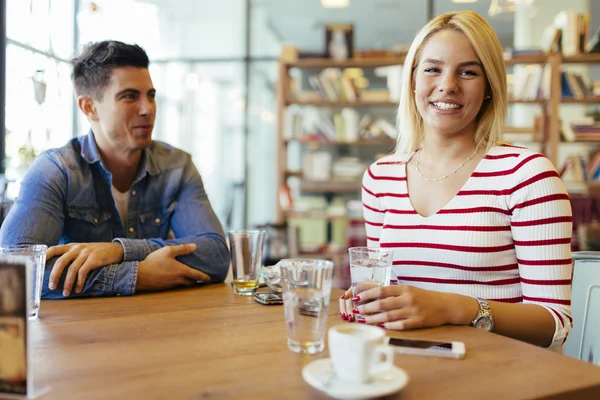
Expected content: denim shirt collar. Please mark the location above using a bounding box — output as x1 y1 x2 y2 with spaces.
79 129 160 177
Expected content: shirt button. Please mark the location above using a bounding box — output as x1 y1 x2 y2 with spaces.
94 218 98 224
155 218 161 224
132 190 137 196
129 227 134 233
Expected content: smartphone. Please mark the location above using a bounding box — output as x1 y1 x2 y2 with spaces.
387 337 466 359
253 292 283 305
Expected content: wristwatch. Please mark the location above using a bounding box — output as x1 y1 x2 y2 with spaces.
471 297 494 331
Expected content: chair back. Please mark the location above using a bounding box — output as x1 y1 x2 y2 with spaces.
564 251 600 365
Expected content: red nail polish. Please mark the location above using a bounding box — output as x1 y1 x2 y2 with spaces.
347 315 354 322
341 313 347 321
352 296 361 302
352 308 360 314
357 318 366 324
378 323 386 328
340 294 345 299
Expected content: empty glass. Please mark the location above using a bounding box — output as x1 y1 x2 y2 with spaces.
0 244 47 319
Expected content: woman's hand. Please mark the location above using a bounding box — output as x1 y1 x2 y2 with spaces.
339 287 355 322
341 284 478 330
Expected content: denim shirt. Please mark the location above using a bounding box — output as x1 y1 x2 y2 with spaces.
0 131 230 298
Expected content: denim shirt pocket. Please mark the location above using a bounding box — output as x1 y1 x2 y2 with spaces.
65 205 113 242
138 201 177 239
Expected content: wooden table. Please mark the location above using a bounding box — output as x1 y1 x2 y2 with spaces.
31 284 600 399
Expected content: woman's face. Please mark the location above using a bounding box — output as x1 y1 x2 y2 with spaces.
413 29 487 141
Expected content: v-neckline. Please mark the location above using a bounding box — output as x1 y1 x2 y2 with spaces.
404 149 486 219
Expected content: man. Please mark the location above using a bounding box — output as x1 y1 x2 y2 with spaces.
0 41 230 298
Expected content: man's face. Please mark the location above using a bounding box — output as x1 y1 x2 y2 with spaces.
91 66 156 152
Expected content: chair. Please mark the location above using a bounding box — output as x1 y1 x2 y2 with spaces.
564 251 600 365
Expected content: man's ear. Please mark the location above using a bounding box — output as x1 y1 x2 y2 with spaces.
77 95 99 121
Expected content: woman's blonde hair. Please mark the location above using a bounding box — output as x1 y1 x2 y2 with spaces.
395 10 507 154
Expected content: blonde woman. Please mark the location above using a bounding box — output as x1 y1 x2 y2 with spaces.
340 11 572 349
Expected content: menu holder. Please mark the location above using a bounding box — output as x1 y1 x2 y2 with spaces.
0 257 47 399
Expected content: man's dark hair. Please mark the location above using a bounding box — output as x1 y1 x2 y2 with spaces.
71 40 150 100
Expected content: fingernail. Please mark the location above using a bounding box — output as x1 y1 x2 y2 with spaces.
352 308 360 314
378 323 386 328
357 318 366 324
352 296 361 302
347 315 354 322
49 282 56 290
63 290 69 297
340 294 345 299
341 313 347 321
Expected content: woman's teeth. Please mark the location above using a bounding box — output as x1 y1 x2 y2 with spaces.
432 102 461 110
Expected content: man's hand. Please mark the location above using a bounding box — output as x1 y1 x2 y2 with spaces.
47 242 124 296
135 243 210 292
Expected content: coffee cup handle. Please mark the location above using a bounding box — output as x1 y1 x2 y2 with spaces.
371 345 395 374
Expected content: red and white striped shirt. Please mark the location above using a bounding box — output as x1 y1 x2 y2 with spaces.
362 145 573 348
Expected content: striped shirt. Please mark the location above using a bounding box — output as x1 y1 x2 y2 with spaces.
362 144 573 348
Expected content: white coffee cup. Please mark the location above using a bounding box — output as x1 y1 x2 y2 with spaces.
328 324 394 384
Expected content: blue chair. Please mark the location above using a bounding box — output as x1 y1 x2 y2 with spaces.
564 251 600 364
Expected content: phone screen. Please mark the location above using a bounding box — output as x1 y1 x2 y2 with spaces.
388 338 453 350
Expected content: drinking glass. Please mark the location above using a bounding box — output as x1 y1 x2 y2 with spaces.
280 259 334 354
228 230 265 296
0 244 47 319
349 247 394 318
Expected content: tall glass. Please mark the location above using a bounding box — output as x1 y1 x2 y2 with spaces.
228 230 265 296
0 244 48 319
349 247 393 318
280 259 334 354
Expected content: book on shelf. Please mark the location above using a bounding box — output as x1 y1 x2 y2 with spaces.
559 153 587 183
307 68 361 101
510 64 550 101
302 151 332 182
585 24 600 53
540 26 562 54
553 10 589 56
586 151 600 180
562 118 600 142
560 71 593 99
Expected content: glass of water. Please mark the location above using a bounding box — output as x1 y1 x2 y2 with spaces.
0 244 47 319
348 247 394 317
279 259 334 354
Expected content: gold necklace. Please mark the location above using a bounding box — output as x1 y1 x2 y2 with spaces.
415 147 479 182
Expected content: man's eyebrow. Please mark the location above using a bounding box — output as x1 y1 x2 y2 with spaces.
422 58 483 68
115 88 140 97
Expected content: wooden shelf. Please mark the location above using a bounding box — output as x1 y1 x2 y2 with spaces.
561 98 600 104
561 54 600 64
504 54 549 65
285 170 303 178
286 99 397 107
300 181 362 193
508 98 547 104
284 57 405 69
504 126 536 134
285 210 364 222
564 181 600 196
285 138 395 146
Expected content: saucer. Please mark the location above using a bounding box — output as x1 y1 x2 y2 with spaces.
302 358 409 400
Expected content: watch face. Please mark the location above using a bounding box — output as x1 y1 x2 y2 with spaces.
475 317 493 331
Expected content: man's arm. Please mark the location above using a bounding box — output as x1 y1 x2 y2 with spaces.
114 158 230 282
0 152 139 298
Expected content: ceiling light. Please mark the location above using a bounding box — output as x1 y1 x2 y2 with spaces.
321 0 349 8
452 0 478 3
